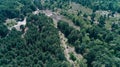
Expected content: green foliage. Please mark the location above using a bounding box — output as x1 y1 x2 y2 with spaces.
0 24 9 38
58 19 120 67
69 53 76 61
0 0 36 22
1 0 120 67
0 14 70 66
58 20 74 37
78 59 87 67
72 0 120 12
98 16 106 27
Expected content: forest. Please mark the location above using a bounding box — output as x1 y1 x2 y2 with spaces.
0 0 120 67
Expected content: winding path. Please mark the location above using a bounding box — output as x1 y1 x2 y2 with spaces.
39 10 82 67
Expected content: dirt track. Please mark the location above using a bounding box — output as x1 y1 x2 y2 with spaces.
41 10 82 67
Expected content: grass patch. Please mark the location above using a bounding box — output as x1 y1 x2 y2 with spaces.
5 19 17 27
68 2 93 15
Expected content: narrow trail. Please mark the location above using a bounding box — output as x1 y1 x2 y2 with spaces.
59 31 82 67
21 27 28 38
55 20 82 67
43 10 82 67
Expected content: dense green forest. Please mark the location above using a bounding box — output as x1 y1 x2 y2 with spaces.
72 0 120 12
0 13 72 66
0 0 120 67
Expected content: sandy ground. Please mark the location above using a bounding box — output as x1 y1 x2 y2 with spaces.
13 17 26 31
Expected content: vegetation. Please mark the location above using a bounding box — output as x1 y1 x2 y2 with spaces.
72 0 120 12
0 0 120 67
0 13 71 66
69 52 76 61
58 19 120 67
